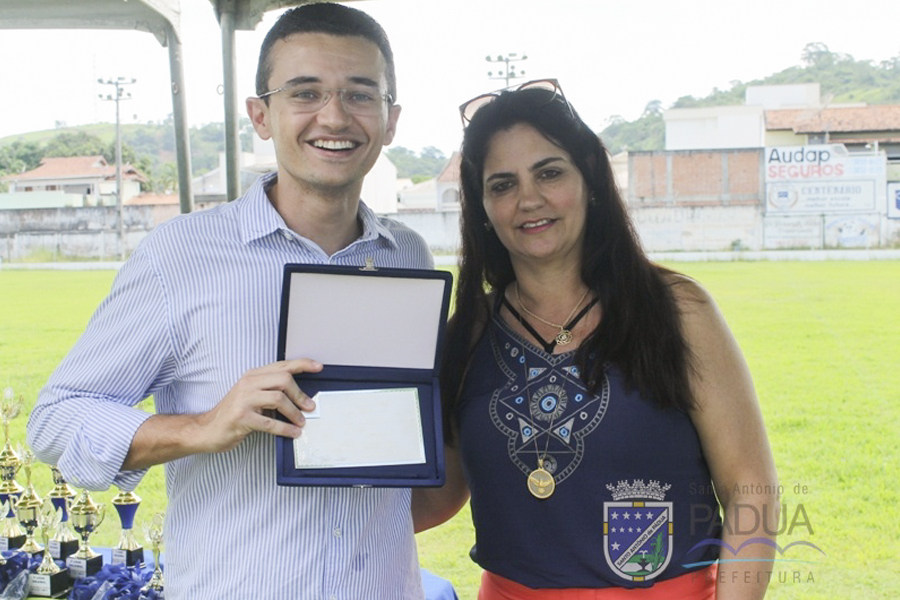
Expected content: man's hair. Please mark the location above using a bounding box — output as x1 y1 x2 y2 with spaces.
255 2 397 102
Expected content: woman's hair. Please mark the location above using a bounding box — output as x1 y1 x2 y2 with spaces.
442 87 695 441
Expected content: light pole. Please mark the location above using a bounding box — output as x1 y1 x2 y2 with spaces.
98 77 136 260
486 53 528 87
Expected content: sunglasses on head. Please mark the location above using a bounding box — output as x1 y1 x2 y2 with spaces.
458 78 574 127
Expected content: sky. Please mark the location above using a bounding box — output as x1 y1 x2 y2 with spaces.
1 0 898 157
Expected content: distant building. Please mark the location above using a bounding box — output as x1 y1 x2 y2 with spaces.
627 83 900 250
0 155 146 209
663 83 900 159
765 104 900 157
398 152 461 213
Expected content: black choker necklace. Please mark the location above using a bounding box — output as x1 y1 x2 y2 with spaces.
501 293 598 353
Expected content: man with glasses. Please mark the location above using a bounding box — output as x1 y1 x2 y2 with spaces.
28 4 431 599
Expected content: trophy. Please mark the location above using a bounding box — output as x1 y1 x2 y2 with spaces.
14 446 44 555
111 488 143 567
46 467 79 561
0 388 25 551
66 489 106 579
28 502 71 598
142 512 165 595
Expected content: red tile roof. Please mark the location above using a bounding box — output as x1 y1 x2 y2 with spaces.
765 105 900 133
437 152 460 183
125 193 179 206
2 155 147 182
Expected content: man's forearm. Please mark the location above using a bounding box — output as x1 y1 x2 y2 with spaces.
122 413 208 471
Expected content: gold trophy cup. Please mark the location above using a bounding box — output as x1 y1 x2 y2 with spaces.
0 389 25 551
111 489 144 567
46 467 79 561
142 512 165 594
66 490 106 579
28 502 71 598
14 446 44 555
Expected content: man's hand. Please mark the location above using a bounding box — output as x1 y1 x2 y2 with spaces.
193 358 323 454
122 358 323 470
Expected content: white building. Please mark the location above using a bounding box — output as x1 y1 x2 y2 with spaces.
663 84 826 151
0 155 145 209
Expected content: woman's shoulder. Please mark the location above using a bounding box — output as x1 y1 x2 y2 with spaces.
657 270 734 350
659 270 713 306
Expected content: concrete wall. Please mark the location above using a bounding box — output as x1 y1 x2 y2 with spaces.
0 205 156 261
627 148 900 251
389 210 461 253
629 149 764 205
2 161 897 261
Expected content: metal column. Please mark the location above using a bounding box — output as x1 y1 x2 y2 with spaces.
219 2 241 201
165 20 195 214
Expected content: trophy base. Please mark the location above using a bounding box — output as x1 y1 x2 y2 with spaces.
112 546 145 567
66 554 103 579
49 539 80 561
0 534 26 551
28 570 71 598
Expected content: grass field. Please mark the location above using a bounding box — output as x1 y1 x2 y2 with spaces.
1 261 898 599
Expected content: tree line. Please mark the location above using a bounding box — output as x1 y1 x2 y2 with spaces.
0 118 257 194
5 42 894 191
599 42 900 154
0 118 447 194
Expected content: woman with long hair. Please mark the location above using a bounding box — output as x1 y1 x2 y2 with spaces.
413 81 778 600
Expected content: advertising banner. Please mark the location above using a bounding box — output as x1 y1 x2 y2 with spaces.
888 182 900 219
764 145 886 215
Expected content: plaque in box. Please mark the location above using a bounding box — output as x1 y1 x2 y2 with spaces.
276 264 452 487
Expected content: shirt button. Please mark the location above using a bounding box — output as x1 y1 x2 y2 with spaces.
333 527 342 538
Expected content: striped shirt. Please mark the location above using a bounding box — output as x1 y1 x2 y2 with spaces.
27 172 432 599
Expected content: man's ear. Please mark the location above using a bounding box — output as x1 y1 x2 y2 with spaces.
382 104 402 146
246 97 272 141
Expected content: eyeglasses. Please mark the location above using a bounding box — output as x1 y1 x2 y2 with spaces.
458 78 573 127
258 83 393 116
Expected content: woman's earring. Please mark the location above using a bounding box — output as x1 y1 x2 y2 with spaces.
483 221 493 231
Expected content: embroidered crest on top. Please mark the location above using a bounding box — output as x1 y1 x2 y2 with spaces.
603 479 673 582
489 330 609 487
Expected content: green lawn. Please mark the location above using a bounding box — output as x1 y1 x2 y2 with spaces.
1 261 898 599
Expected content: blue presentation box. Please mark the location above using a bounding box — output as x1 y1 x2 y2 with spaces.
276 263 452 487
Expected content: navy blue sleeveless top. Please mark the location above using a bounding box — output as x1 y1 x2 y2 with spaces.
456 311 722 589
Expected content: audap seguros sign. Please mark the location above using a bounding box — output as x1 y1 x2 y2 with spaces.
764 144 886 215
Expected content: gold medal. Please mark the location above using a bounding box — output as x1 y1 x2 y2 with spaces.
527 464 556 499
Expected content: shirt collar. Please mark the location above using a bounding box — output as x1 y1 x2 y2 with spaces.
237 172 398 250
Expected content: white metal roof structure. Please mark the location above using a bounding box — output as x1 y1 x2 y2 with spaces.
0 0 194 213
0 0 365 212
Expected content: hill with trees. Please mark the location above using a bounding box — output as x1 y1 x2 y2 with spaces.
599 42 900 154
0 118 258 194
0 117 447 193
3 42 898 190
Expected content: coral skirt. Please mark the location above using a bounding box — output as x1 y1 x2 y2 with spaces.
479 565 717 600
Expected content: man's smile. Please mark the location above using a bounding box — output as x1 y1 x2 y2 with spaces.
310 138 360 151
